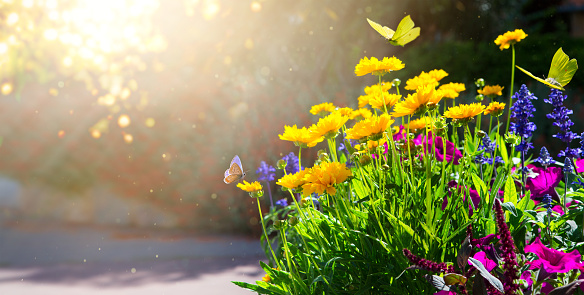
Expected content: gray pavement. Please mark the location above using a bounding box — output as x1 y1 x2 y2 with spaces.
0 223 267 294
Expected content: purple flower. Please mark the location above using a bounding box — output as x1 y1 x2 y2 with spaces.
545 89 580 158
576 158 584 174
256 161 276 182
275 198 288 207
281 152 300 174
525 165 562 201
525 236 583 273
393 125 406 141
563 157 573 174
402 248 453 273
534 147 555 169
509 84 537 152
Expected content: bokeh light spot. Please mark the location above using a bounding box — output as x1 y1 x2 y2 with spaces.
1 83 13 95
250 1 261 12
118 114 131 128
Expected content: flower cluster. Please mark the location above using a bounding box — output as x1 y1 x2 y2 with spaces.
509 84 537 152
256 161 276 182
354 56 404 76
534 146 555 168
276 162 351 196
494 199 520 294
281 152 300 175
545 89 580 158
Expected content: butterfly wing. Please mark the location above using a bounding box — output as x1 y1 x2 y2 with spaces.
391 27 420 47
224 155 244 184
548 48 578 88
367 18 394 40
224 174 241 184
516 65 563 90
393 15 415 40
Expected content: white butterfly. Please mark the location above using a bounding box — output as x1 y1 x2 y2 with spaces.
224 155 246 184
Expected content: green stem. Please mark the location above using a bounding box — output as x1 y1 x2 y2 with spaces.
257 199 281 269
505 44 516 132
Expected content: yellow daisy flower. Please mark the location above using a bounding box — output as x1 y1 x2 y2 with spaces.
368 93 401 111
364 82 392 95
484 101 506 117
301 162 352 196
310 112 349 139
357 95 370 108
404 69 448 91
438 82 466 99
346 113 394 140
276 169 309 191
279 125 324 148
391 85 443 117
350 108 373 121
262 274 271 283
444 103 485 120
355 138 387 151
494 29 527 50
354 56 405 76
407 117 432 133
237 180 263 192
310 102 336 116
333 107 354 118
404 75 439 91
478 85 504 97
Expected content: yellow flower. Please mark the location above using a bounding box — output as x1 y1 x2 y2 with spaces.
237 180 263 192
301 162 352 196
405 75 439 91
444 103 485 120
345 113 394 140
368 93 401 111
494 29 527 50
279 125 324 148
438 82 466 99
391 85 443 117
350 108 373 121
333 107 354 118
364 82 392 94
357 95 370 108
404 69 448 91
355 138 387 151
310 112 349 139
262 274 271 283
354 56 405 76
276 169 309 191
407 117 432 133
310 102 336 116
484 101 506 117
478 85 504 97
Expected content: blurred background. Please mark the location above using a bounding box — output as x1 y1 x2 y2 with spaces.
0 0 583 235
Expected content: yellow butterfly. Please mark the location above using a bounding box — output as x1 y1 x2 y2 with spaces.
516 47 578 91
224 155 246 184
366 15 420 47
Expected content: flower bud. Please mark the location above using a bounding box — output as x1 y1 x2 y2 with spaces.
318 152 329 162
359 154 372 166
381 164 390 171
476 130 487 138
475 94 484 102
475 78 485 88
392 78 401 87
288 215 299 227
273 219 286 230
277 159 287 170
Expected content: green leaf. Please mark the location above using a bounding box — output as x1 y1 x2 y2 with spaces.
468 257 504 293
501 202 518 217
471 173 488 199
232 281 283 295
504 174 518 205
443 273 468 286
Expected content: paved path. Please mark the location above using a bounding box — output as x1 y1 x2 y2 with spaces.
0 224 266 294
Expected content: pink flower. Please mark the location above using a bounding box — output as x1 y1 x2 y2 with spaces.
393 125 406 141
525 236 583 273
576 158 584 173
415 132 463 164
468 251 497 272
525 165 562 201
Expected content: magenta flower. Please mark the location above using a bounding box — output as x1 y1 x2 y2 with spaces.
525 165 562 201
525 236 583 273
468 251 497 272
576 158 584 174
442 180 481 215
393 125 406 141
415 132 463 164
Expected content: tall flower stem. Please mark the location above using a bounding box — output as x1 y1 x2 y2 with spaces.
505 44 516 132
257 200 281 269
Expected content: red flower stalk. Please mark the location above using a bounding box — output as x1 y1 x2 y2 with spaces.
402 248 454 273
494 199 520 294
